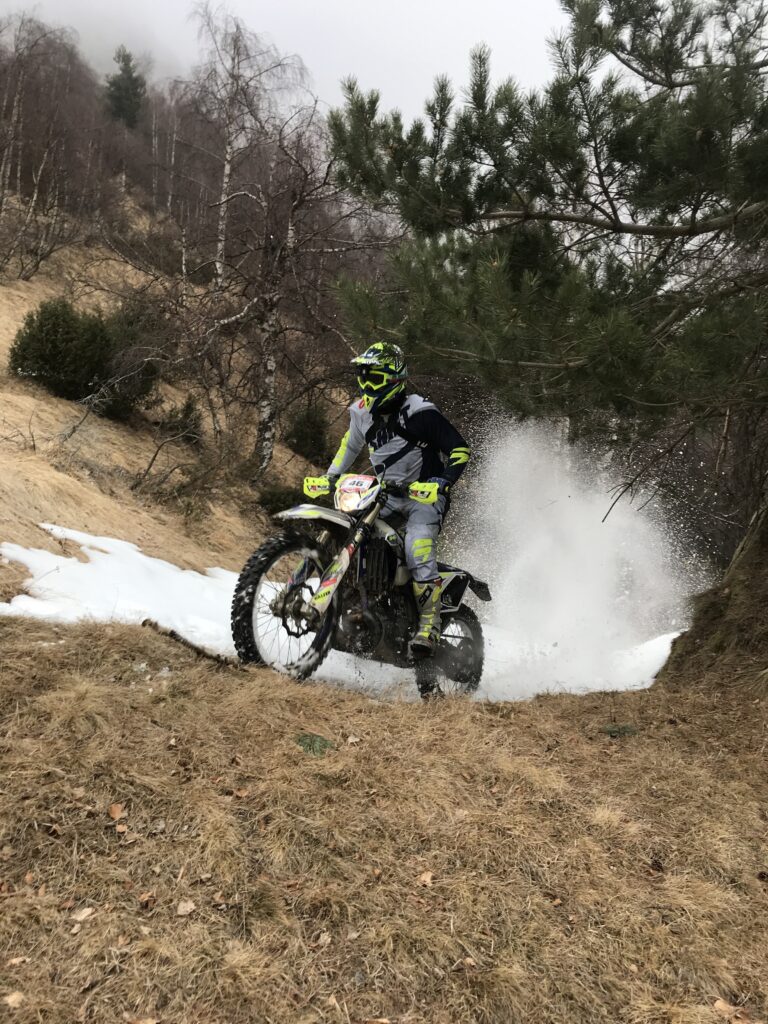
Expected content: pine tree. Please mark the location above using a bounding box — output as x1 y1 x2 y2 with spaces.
330 0 768 536
330 0 768 682
105 46 146 129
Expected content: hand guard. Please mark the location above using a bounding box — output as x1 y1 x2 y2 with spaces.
428 476 451 495
408 479 449 504
303 475 332 498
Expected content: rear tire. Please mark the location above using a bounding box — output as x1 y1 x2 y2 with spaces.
415 604 484 699
231 532 338 680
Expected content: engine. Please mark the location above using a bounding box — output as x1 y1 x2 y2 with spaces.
335 536 412 662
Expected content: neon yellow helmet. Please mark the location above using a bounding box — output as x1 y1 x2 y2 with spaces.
351 342 408 414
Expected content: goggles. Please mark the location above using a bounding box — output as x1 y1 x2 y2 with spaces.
357 366 396 391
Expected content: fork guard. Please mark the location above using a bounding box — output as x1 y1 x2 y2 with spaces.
274 505 354 530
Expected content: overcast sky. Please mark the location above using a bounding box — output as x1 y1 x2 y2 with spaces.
11 0 569 118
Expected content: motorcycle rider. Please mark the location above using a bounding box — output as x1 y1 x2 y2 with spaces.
303 342 471 657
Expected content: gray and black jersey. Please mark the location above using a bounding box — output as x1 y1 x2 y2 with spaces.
327 393 470 487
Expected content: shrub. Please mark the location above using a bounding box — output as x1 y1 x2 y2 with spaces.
285 401 333 464
8 296 158 421
257 482 304 515
100 295 161 420
160 396 203 446
9 298 111 402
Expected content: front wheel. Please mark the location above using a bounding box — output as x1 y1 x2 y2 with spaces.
231 532 338 680
415 604 484 699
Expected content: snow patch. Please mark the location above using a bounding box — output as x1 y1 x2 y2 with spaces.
0 522 676 700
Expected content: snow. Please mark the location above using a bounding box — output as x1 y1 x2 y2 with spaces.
0 523 676 701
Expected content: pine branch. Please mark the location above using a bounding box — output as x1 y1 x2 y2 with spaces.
605 44 768 90
420 340 588 370
474 200 768 238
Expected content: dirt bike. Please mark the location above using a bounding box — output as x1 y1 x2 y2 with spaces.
230 473 491 698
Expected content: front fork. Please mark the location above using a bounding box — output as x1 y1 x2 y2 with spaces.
304 502 383 619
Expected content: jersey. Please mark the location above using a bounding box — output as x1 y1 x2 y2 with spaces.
327 393 471 487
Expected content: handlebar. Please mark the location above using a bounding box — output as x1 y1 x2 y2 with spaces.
378 480 408 499
378 479 441 505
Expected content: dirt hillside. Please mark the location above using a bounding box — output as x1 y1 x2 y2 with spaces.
658 506 768 692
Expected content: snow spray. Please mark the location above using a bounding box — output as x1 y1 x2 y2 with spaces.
446 421 712 700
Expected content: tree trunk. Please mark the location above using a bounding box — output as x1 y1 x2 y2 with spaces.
253 348 278 480
166 116 176 216
251 301 281 480
3 140 49 269
0 69 24 224
120 125 127 194
214 132 234 289
151 107 158 211
657 505 768 689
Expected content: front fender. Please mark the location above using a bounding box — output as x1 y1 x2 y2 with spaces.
274 504 353 530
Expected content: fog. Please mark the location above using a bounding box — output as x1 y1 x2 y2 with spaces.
15 0 569 118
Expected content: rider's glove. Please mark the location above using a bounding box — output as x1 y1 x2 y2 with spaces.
303 475 332 497
408 478 450 504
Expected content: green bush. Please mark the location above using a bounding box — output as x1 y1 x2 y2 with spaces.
10 298 108 401
8 297 158 420
285 401 333 464
98 295 160 420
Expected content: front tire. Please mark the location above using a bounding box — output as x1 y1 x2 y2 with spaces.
415 604 484 699
231 532 338 680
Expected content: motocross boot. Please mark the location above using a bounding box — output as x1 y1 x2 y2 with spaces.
410 579 442 658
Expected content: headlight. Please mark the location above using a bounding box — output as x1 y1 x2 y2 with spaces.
337 490 362 513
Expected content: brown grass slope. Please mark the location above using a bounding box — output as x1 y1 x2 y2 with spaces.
0 257 312 570
0 265 256 568
1 618 767 1024
659 507 768 691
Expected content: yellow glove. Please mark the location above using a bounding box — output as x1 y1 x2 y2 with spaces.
408 481 440 504
303 475 331 498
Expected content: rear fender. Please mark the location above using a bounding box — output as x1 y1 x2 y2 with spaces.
438 569 471 613
274 505 353 530
468 577 492 602
437 561 492 608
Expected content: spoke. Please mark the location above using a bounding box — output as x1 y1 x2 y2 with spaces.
252 546 326 670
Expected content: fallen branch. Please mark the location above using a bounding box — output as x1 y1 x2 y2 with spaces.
141 618 240 666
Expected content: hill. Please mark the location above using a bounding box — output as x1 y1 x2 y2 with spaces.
0 250 308 576
0 254 766 1024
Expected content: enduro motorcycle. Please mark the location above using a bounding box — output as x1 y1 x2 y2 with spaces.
230 473 491 697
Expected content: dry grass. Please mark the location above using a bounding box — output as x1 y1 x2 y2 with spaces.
1 617 767 1024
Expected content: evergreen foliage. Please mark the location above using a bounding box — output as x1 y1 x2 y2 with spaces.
330 0 768 546
9 297 157 420
105 46 146 129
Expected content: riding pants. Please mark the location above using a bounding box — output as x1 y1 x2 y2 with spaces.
381 494 448 583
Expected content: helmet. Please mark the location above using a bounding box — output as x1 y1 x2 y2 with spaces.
351 341 408 414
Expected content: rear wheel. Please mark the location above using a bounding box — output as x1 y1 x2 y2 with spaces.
231 533 338 680
415 604 484 699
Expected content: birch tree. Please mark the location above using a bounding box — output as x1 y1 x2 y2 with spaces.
0 15 106 278
149 6 389 480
